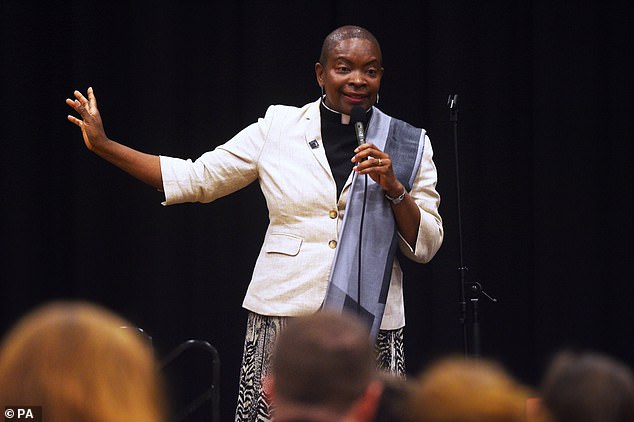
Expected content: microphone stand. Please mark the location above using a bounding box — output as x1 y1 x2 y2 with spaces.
447 94 497 357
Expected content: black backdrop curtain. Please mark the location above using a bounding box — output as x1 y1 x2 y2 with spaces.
2 1 633 420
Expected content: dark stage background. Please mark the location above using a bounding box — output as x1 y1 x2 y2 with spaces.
2 1 633 420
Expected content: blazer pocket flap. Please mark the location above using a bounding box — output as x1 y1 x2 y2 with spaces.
265 233 303 256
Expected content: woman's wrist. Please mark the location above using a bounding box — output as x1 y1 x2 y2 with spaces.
385 186 407 205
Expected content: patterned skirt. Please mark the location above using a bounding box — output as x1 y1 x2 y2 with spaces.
234 312 405 422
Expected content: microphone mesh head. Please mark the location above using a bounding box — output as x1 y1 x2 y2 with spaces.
350 106 365 124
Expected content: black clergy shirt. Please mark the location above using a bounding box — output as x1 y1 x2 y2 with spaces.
319 100 372 199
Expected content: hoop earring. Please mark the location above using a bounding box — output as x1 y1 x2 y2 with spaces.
321 86 325 99
376 92 380 104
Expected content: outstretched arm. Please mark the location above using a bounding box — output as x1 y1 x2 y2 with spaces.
66 87 163 190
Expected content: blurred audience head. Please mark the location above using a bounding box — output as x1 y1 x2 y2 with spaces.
539 350 634 422
373 372 413 422
406 355 530 422
0 300 166 422
268 310 382 422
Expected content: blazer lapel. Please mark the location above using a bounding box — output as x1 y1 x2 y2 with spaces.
304 99 333 178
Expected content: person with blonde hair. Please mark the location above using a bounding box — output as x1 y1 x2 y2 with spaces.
406 356 531 422
0 301 167 422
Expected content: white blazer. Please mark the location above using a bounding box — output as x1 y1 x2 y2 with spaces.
160 99 443 329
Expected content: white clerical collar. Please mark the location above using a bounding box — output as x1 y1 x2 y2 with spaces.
321 96 351 124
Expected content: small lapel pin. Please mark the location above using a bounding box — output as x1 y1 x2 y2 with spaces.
309 140 319 149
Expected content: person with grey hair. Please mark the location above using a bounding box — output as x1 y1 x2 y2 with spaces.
538 350 634 422
67 25 443 421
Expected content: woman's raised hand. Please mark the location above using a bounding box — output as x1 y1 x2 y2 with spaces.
66 87 109 152
65 87 163 190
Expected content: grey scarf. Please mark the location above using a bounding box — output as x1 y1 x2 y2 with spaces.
322 107 426 339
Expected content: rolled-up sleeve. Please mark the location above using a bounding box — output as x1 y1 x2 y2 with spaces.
160 106 276 205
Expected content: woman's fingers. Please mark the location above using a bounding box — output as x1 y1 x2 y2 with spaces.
352 144 389 167
66 97 81 108
376 157 389 167
72 91 90 117
67 95 88 120
67 88 100 122
87 87 98 110
73 90 89 106
66 114 82 127
355 157 391 173
66 97 84 122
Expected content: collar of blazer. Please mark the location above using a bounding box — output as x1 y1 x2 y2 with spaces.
304 99 331 177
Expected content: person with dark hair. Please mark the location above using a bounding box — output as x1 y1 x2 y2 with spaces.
373 373 413 422
66 25 443 421
267 310 383 422
0 301 167 422
538 350 634 422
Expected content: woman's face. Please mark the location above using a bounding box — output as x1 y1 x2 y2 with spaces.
315 38 383 115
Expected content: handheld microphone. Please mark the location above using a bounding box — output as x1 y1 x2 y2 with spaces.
350 106 366 146
350 105 368 315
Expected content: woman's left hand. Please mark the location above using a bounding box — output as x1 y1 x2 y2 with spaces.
352 143 404 198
